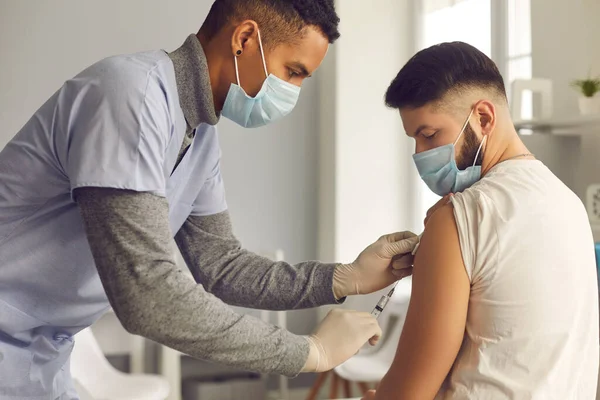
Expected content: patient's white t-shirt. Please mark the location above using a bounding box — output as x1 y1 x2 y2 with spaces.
438 160 599 400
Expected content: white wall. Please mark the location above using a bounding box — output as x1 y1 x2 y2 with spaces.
0 0 319 338
527 0 600 204
530 0 600 120
0 0 207 146
318 0 415 313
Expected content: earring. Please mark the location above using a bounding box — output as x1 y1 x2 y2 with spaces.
236 50 242 56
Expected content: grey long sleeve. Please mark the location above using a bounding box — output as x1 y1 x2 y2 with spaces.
175 212 340 310
75 187 308 376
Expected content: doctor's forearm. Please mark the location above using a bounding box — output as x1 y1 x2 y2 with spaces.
175 212 341 310
75 188 309 376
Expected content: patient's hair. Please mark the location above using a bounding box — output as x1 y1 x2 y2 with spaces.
385 42 507 109
201 0 340 47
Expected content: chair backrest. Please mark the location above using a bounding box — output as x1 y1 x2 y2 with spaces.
70 328 120 392
511 78 553 121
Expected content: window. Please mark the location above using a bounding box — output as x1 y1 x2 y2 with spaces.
507 0 533 120
413 0 532 229
423 0 492 57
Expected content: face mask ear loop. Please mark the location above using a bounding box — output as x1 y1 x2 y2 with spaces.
472 135 487 167
256 29 269 79
233 55 241 86
454 108 475 146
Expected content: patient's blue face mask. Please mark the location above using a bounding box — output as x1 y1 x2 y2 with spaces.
222 29 301 128
412 108 487 196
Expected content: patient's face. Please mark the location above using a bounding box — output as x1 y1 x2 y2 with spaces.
456 124 484 169
400 105 484 170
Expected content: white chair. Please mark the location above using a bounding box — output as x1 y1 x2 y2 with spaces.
511 78 553 121
306 278 412 400
334 277 411 383
73 380 97 400
70 328 170 400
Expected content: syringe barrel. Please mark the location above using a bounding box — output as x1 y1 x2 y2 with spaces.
371 295 391 319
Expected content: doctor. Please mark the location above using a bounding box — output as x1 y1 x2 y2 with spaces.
0 0 418 398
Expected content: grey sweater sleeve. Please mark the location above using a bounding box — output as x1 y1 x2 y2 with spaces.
75 187 308 376
175 212 341 310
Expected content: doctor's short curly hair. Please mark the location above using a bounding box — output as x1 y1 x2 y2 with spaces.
201 0 340 47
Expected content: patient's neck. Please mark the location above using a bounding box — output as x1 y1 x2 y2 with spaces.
480 120 533 177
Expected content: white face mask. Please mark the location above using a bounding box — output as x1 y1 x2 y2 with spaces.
221 29 301 128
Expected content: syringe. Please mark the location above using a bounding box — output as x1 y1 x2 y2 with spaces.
371 283 398 319
371 234 421 319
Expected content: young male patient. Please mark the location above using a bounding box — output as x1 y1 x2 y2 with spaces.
366 42 599 399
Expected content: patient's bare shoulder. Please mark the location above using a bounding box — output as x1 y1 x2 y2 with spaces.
416 203 458 261
375 202 470 399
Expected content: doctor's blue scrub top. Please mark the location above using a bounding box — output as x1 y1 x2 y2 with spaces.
0 50 227 398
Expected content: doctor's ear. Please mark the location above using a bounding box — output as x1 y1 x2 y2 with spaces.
230 20 260 57
474 100 496 136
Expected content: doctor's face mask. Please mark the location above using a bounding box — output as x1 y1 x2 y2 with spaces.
222 25 329 128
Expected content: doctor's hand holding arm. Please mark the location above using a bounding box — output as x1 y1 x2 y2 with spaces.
76 188 414 375
0 0 420 396
73 0 418 378
333 231 419 297
73 6 418 372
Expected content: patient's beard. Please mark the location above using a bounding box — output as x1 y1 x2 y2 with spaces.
456 123 484 171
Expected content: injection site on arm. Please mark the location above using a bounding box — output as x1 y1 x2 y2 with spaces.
374 204 470 400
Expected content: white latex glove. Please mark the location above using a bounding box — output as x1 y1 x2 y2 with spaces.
301 308 382 372
333 231 419 298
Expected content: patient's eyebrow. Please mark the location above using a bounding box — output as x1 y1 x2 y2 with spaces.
411 124 434 138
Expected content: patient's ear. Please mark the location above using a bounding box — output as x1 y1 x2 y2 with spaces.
474 100 496 137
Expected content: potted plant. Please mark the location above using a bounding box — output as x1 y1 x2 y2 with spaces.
571 75 600 115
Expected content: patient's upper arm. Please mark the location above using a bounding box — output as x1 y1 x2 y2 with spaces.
375 204 470 400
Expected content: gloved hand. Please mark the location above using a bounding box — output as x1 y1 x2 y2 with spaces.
301 308 382 373
333 231 419 299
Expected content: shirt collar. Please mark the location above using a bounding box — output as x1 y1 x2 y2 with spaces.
168 34 220 129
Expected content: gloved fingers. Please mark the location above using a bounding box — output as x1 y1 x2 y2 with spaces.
391 253 414 270
368 322 382 346
381 231 418 243
355 312 382 327
355 311 382 320
338 310 382 325
368 335 380 346
353 311 371 319
380 235 420 258
392 266 413 279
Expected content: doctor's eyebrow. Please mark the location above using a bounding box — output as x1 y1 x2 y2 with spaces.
289 61 312 78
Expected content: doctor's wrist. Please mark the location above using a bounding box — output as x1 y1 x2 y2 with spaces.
301 335 320 372
333 263 357 299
